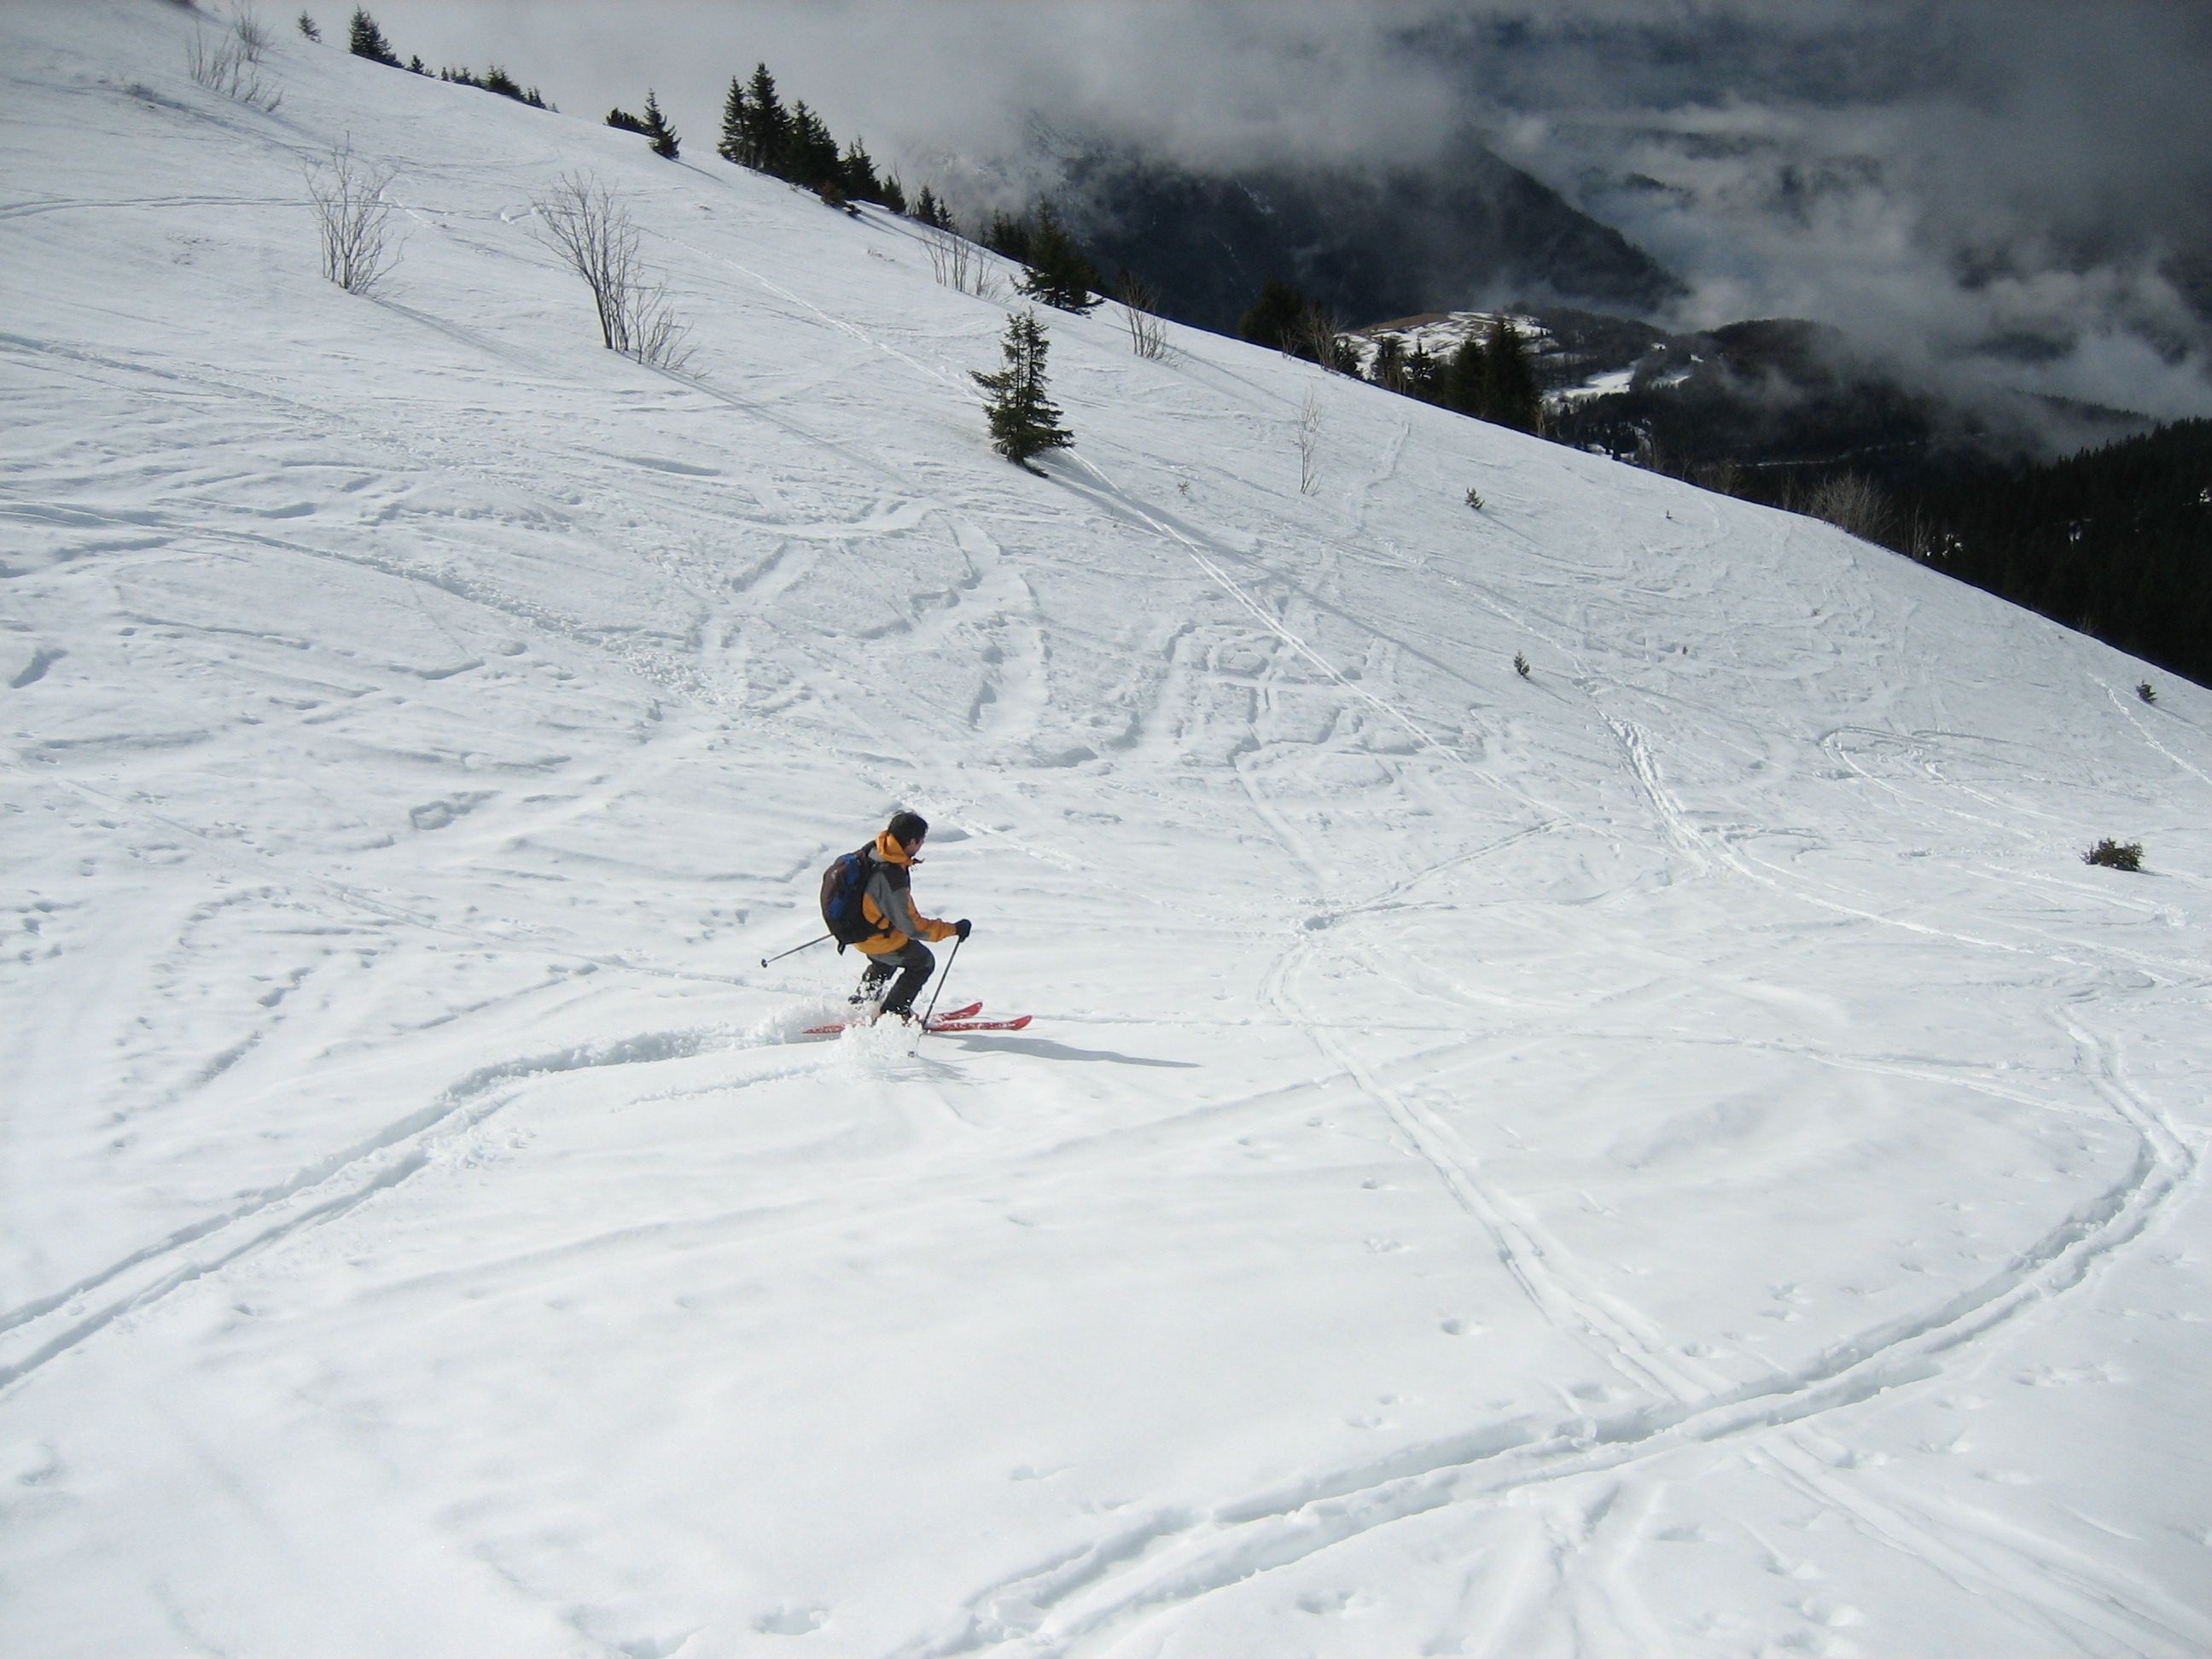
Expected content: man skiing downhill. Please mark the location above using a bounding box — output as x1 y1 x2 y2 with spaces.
850 810 970 1022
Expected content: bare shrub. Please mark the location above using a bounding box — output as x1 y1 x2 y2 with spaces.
1464 486 1484 510
1115 271 1167 360
1295 387 1322 495
187 13 283 110
1803 471 1895 544
228 8 273 61
1294 302 1348 373
305 143 399 294
533 173 694 370
924 226 1004 301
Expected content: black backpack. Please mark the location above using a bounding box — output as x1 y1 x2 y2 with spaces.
819 843 885 951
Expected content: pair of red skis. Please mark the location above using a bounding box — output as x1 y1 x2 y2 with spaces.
803 1001 1031 1036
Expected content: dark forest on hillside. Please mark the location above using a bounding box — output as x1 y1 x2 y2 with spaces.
1901 422 2212 687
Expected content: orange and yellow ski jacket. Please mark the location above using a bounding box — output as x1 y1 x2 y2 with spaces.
854 831 957 954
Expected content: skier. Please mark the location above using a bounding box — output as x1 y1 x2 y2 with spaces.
849 810 970 1022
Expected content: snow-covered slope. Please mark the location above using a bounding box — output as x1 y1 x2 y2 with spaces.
5 9 2210 1657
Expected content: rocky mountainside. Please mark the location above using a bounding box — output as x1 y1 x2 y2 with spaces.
1055 133 1686 335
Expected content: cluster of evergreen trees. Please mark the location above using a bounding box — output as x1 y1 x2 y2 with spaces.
606 95 679 160
1905 420 2212 686
1237 275 1541 433
714 65 904 212
981 203 1103 313
333 9 552 108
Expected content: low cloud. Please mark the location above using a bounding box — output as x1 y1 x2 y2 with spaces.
346 2 2212 422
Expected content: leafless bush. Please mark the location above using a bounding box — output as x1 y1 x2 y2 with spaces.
1802 471 1895 544
923 226 1004 300
1294 302 1348 372
187 15 282 110
532 173 694 370
625 278 695 373
1295 387 1322 495
228 8 274 61
305 144 399 294
1115 271 1167 360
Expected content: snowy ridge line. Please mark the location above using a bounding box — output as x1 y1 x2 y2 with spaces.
0 1028 729 1394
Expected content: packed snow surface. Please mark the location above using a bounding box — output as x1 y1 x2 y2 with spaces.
5 9 2211 1657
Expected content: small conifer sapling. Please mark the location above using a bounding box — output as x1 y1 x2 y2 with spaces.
2083 838 2145 870
972 310 1073 473
1016 201 1101 314
347 8 399 66
2138 681 2157 704
639 90 679 159
298 12 321 41
1514 651 1531 678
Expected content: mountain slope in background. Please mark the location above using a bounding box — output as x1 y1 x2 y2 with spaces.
1054 132 1687 335
3 8 2210 1658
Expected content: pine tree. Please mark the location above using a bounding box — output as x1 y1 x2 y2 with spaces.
718 75 748 165
839 138 882 206
606 105 649 136
1239 276 1309 354
972 310 1073 471
1016 201 1101 313
639 90 679 160
1369 335 1405 391
877 174 906 214
785 102 839 187
1406 343 1445 404
298 12 321 41
741 63 787 172
984 208 1032 264
347 8 399 66
1478 317 1540 432
911 186 957 232
480 67 547 108
1447 332 1487 415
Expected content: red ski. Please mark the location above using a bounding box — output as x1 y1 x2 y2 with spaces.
802 1001 983 1037
926 1016 1032 1033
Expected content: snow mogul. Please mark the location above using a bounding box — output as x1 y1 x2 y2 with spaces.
821 810 971 1023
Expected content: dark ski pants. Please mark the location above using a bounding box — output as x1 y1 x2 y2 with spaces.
859 941 934 1016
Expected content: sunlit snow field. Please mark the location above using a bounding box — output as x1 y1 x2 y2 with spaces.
3 8 2210 1657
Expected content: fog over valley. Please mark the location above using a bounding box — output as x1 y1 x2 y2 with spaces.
355 0 2212 422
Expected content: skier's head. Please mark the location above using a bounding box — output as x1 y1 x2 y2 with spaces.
887 809 928 853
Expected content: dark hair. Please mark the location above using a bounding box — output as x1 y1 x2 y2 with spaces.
887 809 929 847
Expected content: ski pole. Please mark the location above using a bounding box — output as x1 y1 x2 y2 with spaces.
916 934 964 1039
760 933 831 969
